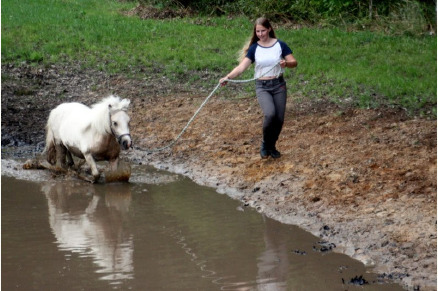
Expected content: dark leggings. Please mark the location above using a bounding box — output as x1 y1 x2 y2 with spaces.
256 79 287 149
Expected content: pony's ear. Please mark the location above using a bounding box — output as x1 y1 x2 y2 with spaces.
120 99 130 110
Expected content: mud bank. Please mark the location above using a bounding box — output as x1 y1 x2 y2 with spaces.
2 64 436 290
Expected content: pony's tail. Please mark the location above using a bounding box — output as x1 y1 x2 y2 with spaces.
43 124 56 165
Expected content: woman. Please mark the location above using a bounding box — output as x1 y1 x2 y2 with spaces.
220 17 297 159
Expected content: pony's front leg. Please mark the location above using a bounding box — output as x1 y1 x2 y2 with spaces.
84 153 100 182
104 158 131 183
108 158 119 172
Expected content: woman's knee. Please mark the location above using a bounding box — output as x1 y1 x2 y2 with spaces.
264 112 277 125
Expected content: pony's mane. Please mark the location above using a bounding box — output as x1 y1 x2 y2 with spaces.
90 95 130 134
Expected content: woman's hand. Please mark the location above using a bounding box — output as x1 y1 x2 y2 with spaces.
281 55 298 68
219 76 229 86
279 60 287 68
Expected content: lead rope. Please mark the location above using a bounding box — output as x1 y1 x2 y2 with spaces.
138 64 281 153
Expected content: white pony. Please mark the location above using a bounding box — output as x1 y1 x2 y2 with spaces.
44 95 132 182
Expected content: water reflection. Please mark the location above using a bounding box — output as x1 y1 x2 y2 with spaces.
256 216 289 290
164 216 291 291
42 181 134 285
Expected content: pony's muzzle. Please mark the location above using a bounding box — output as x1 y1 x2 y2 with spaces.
119 134 132 150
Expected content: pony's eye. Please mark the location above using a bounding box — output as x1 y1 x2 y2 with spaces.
113 122 118 127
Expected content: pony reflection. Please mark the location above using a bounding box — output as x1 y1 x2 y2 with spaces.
42 181 133 283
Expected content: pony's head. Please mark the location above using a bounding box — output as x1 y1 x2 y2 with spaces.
110 109 132 149
95 95 132 149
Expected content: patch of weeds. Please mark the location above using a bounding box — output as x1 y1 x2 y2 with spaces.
14 88 36 96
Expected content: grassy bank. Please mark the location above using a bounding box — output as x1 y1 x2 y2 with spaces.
2 0 436 116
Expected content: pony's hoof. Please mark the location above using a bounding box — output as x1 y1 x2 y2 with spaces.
23 159 45 170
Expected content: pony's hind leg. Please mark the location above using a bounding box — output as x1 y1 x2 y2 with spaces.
45 142 56 165
66 151 74 168
55 144 68 169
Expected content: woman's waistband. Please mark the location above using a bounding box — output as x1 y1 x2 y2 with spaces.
255 75 285 86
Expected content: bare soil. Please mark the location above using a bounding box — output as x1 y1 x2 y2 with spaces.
1 63 436 291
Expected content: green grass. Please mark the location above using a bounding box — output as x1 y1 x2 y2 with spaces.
283 28 436 112
2 0 436 116
1 0 245 73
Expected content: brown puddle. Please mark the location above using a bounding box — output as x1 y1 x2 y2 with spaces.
1 163 404 290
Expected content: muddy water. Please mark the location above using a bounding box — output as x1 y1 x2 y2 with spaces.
2 160 404 291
